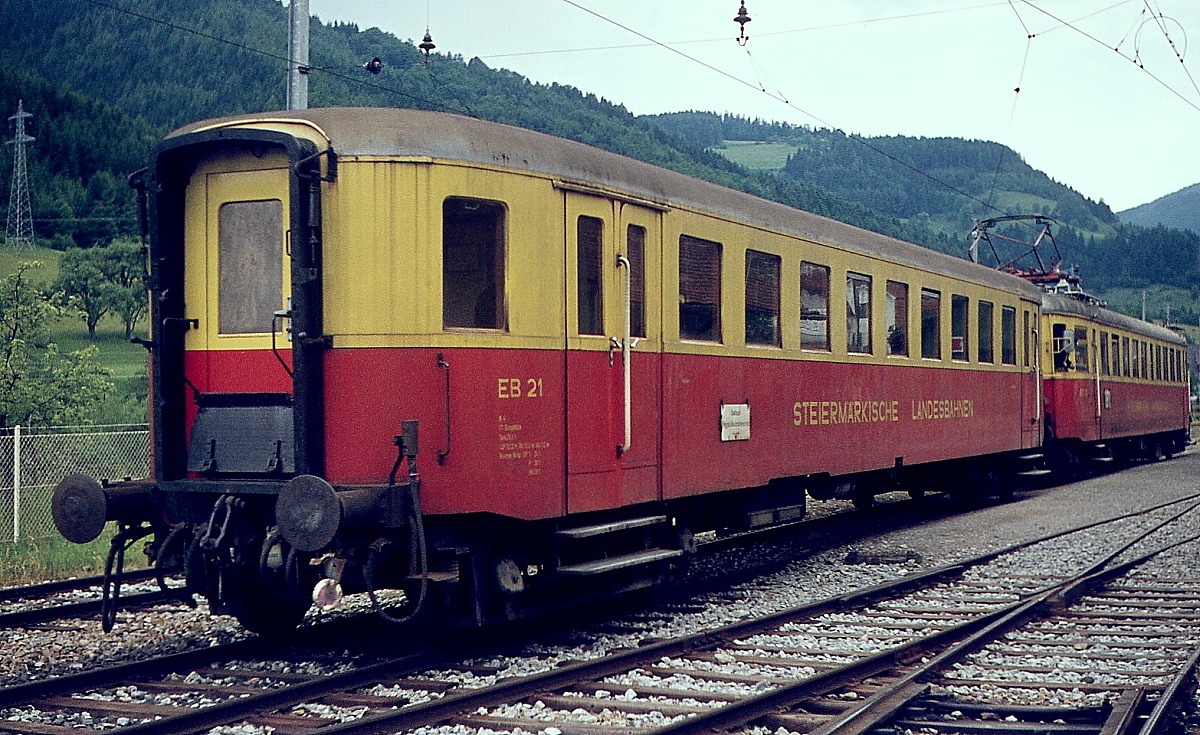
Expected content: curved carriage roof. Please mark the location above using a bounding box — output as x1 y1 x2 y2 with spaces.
168 107 1045 299
1041 292 1185 344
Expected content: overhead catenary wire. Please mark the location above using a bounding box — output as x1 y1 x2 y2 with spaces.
557 0 1010 218
1019 0 1200 114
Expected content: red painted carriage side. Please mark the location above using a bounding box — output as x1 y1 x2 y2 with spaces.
1042 377 1100 442
1046 375 1189 441
661 354 1035 499
185 342 1040 522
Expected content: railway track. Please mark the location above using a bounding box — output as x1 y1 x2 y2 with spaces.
2 496 1199 735
0 569 176 631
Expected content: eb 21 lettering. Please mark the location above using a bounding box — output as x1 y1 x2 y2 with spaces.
498 377 544 399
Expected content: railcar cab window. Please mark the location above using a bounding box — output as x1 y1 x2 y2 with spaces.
1112 334 1122 376
921 289 941 359
1131 339 1140 378
950 294 969 361
1100 331 1110 376
1122 336 1131 376
577 216 604 335
627 225 647 338
218 199 283 334
1052 323 1074 372
443 197 506 330
846 272 872 354
679 235 722 342
978 301 994 364
800 261 830 350
1001 306 1017 365
886 281 908 356
745 250 781 346
1073 325 1089 373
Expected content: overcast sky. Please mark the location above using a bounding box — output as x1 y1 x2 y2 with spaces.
306 0 1199 212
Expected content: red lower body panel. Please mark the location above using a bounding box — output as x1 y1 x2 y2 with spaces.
185 346 1040 522
1046 377 1189 441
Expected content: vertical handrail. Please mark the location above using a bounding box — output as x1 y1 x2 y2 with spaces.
616 254 632 456
437 353 451 465
12 425 20 542
1032 327 1043 442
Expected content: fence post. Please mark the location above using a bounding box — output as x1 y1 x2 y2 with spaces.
12 424 20 542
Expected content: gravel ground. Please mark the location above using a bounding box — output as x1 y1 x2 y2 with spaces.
2 448 1198 701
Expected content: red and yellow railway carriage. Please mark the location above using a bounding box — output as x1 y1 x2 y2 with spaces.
53 108 1069 632
1041 291 1189 466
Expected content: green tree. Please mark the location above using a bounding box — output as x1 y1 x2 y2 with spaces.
103 239 148 339
54 240 148 340
54 247 110 340
0 263 112 427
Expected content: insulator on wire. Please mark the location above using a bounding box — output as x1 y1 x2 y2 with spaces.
734 2 751 46
419 30 436 63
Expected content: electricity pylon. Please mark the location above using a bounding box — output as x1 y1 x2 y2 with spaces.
4 100 36 251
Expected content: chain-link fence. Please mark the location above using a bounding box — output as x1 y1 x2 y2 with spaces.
0 425 151 541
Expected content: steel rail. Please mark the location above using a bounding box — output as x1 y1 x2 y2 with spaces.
0 588 172 630
0 568 156 604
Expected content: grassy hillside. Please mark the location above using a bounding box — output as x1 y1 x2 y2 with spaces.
716 141 796 172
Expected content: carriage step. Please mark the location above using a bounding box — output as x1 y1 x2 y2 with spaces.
1016 453 1045 462
554 515 669 540
1018 469 1053 477
557 548 683 576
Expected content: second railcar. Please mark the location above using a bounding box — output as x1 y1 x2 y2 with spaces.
1041 291 1189 466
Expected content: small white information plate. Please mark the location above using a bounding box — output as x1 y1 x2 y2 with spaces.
720 403 751 441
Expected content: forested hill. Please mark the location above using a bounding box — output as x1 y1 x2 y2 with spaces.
643 111 1119 237
0 0 901 247
1120 183 1200 234
0 66 157 247
1 0 1198 308
642 111 1200 301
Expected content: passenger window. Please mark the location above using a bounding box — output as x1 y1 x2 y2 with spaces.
1122 337 1130 376
1073 325 1089 372
950 295 969 361
626 225 647 339
921 289 941 359
745 250 781 346
800 261 830 350
1052 323 1073 372
218 199 283 334
886 281 908 356
1100 332 1109 376
846 272 872 354
1141 342 1149 379
577 216 604 335
1111 334 1120 376
443 198 505 330
978 301 994 363
1001 306 1016 365
1131 339 1140 378
679 235 722 341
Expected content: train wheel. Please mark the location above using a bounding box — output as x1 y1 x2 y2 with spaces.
851 491 875 511
223 576 309 636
